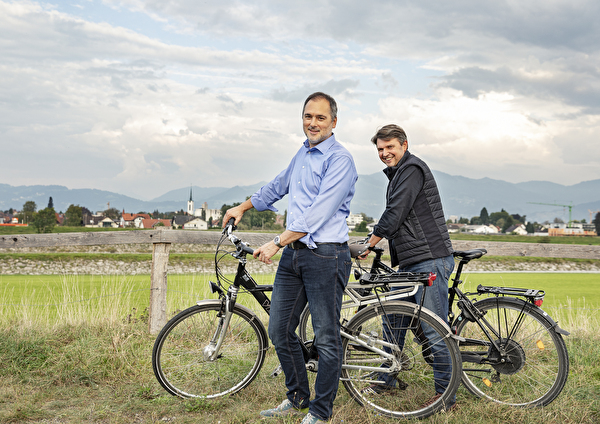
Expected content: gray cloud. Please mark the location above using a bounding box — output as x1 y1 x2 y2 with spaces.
269 79 360 103
439 63 600 115
2 0 599 200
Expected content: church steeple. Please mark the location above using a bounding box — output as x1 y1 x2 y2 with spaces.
187 185 194 215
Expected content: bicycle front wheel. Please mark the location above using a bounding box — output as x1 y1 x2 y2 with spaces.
152 300 268 398
341 301 461 419
456 297 569 407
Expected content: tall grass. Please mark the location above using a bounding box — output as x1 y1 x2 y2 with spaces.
0 273 599 423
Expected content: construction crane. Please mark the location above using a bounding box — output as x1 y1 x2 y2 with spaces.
528 202 573 226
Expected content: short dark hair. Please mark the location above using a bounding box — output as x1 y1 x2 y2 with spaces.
303 92 338 121
370 124 408 146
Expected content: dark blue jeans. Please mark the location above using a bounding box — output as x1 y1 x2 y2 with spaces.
382 255 455 395
268 243 351 421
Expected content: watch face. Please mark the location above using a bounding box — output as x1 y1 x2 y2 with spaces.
274 236 282 247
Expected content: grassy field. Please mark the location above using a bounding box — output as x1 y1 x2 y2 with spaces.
1 272 599 423
449 233 600 245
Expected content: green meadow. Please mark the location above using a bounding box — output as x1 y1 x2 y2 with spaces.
1 271 599 423
1 272 598 328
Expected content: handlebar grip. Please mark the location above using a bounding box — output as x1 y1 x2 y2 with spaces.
241 244 254 255
222 217 237 235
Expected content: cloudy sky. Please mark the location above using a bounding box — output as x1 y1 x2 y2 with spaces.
2 0 599 200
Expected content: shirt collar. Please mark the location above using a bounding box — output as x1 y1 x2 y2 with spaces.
383 150 411 180
303 133 336 154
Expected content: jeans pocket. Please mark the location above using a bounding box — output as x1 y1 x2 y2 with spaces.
309 244 337 259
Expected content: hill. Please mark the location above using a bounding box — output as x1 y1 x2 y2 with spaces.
2 174 600 223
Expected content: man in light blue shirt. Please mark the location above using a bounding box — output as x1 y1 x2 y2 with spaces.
223 92 357 424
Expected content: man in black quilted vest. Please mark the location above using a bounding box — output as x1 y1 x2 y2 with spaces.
359 123 456 410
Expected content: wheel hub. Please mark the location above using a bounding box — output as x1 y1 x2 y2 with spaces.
488 338 526 375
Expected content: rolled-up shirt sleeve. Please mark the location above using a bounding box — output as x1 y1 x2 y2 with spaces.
251 159 295 212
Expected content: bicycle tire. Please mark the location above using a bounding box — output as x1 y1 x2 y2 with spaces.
455 297 569 407
152 300 268 398
341 301 462 419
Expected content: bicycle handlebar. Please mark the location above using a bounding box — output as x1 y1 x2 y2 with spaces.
222 218 255 256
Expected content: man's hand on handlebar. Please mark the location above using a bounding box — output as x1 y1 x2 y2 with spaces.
222 199 254 228
253 241 279 264
358 234 383 260
357 248 371 260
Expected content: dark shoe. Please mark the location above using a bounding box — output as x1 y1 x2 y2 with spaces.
361 383 398 395
421 393 457 412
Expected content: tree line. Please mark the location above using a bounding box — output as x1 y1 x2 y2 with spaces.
451 207 600 235
6 200 600 236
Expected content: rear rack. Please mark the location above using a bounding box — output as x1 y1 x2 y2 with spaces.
358 271 435 286
477 284 545 305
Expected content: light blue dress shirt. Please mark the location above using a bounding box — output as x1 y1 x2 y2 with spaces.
251 134 358 248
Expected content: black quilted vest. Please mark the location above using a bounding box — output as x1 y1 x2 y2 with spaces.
383 152 453 268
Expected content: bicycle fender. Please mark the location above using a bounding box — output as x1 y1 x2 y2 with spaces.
354 300 455 339
470 297 570 337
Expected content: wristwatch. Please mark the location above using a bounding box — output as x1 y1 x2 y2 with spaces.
273 235 283 248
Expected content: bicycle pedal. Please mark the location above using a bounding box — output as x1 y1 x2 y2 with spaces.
270 364 283 378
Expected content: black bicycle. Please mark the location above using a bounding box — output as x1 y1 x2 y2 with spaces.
299 239 570 408
448 248 569 407
152 222 463 419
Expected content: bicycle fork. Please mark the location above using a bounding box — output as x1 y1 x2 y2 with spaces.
203 285 240 361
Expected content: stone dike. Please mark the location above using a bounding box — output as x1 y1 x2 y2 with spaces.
1 236 600 275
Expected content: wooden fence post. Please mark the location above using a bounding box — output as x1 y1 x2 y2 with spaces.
149 242 171 334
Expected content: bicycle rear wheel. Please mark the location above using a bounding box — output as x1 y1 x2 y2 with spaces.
152 300 268 398
341 301 461 419
456 297 569 407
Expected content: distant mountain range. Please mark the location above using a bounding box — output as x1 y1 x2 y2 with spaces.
2 172 600 224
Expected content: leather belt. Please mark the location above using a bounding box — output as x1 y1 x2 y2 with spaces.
288 241 348 250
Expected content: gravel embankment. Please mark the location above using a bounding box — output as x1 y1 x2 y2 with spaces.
2 242 599 275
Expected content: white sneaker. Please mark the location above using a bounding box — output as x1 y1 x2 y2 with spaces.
259 399 308 418
300 412 328 424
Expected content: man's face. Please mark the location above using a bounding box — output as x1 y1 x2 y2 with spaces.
303 98 337 146
377 138 408 167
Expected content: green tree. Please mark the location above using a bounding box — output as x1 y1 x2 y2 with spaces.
65 204 83 226
495 218 505 231
219 200 276 230
32 207 56 233
48 197 54 209
593 212 600 236
489 209 510 226
104 207 121 221
354 221 368 232
480 207 489 225
526 222 535 234
20 201 37 225
470 216 481 225
502 215 515 233
458 217 469 224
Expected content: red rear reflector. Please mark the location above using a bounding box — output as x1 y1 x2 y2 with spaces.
534 298 543 307
427 272 436 286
